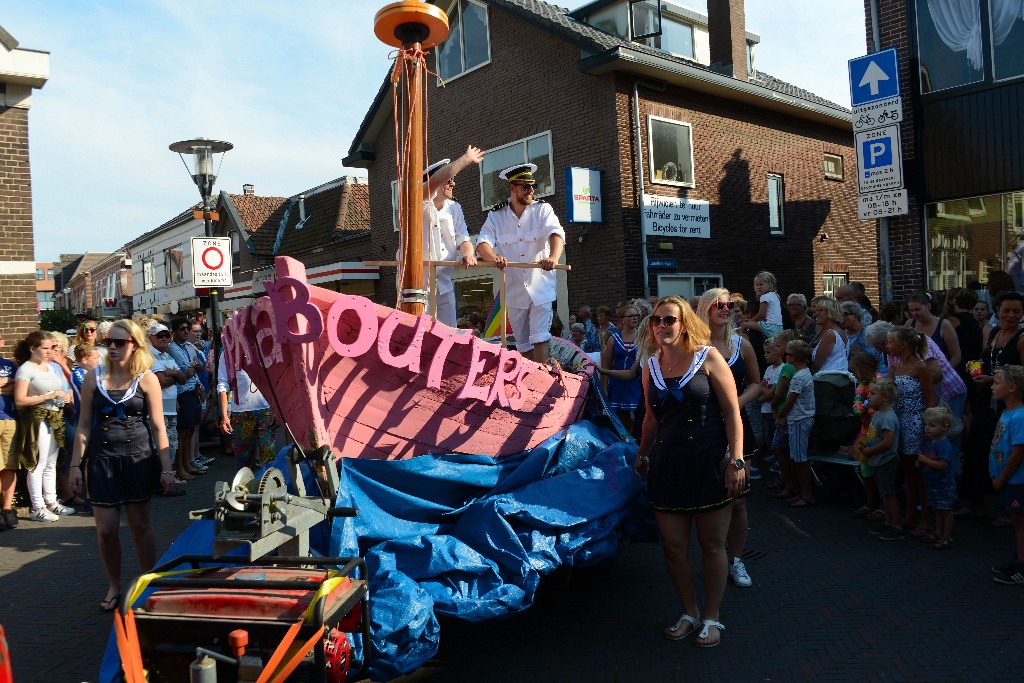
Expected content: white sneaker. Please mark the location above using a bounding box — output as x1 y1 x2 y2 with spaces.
30 508 60 522
47 501 76 516
729 557 752 587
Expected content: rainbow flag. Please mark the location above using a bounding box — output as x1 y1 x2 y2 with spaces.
483 292 510 338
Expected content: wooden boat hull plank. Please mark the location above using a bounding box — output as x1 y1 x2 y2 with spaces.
228 256 592 460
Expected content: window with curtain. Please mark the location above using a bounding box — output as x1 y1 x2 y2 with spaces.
768 174 785 234
648 116 695 187
992 0 1024 80
917 0 1024 92
436 0 490 82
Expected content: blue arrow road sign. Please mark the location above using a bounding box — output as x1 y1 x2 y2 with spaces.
848 48 900 107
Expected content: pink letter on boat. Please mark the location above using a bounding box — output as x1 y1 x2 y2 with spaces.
377 311 431 373
249 298 284 368
458 337 501 403
327 295 378 358
487 348 524 408
426 323 472 389
266 276 324 344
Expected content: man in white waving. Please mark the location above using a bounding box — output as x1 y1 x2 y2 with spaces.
476 163 565 362
423 156 477 327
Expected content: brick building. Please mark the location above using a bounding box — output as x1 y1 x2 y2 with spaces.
87 251 132 320
215 178 378 316
34 261 54 312
58 252 111 317
0 26 48 339
345 0 872 318
864 0 1024 300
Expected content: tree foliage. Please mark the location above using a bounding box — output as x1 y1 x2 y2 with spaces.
40 308 78 333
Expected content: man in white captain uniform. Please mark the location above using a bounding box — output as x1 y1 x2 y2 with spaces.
423 157 477 327
476 163 566 363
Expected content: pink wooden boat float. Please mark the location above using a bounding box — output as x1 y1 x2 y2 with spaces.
220 256 594 460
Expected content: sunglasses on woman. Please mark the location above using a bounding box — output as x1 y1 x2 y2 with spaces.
101 338 132 349
712 300 735 310
84 327 97 333
649 315 679 326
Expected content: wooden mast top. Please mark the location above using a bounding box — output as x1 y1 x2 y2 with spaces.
374 2 449 316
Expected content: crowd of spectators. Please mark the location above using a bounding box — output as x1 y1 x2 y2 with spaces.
569 271 1024 587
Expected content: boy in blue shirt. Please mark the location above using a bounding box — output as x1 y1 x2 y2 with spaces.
990 365 1024 584
918 406 956 549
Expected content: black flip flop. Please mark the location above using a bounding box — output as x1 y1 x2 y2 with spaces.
100 594 120 613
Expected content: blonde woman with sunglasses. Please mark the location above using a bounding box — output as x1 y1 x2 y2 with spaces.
68 319 174 612
636 295 744 648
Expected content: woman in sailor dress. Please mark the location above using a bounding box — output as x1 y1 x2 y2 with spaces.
635 295 744 648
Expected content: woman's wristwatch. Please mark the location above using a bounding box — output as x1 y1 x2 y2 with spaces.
732 458 746 470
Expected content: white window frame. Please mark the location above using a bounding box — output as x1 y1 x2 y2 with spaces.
650 14 695 59
822 273 848 298
479 131 555 211
823 153 844 180
647 115 695 188
391 180 399 232
142 257 155 292
768 173 785 235
164 244 184 285
655 273 723 300
435 0 492 84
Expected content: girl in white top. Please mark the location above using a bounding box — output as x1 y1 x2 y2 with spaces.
739 271 784 338
12 331 75 521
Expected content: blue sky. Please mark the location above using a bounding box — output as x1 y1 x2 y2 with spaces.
7 0 866 264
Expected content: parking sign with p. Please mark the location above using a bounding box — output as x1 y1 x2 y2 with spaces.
855 124 903 193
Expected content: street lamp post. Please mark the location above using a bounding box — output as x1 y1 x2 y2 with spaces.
169 138 233 383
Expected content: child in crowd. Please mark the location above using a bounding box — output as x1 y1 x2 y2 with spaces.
767 330 799 497
887 326 936 534
776 340 816 508
918 406 957 549
857 378 903 540
989 365 1024 584
759 336 783 466
740 271 784 338
849 352 883 521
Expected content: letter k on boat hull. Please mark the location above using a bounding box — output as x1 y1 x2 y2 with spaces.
221 256 594 460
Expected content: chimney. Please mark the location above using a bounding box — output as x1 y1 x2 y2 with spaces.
707 0 748 80
243 183 255 196
299 194 306 222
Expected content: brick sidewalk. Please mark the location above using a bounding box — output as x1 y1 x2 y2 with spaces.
5 455 1024 682
0 446 232 683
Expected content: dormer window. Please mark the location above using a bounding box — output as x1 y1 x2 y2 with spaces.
436 0 491 82
652 16 695 59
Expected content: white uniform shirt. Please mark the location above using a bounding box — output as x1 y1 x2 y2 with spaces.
423 198 471 296
478 199 566 309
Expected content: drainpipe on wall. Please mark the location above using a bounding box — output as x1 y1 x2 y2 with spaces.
633 78 667 301
868 0 893 302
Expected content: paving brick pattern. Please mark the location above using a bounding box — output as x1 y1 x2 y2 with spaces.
5 452 1024 682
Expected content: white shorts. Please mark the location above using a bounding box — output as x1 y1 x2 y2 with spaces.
433 288 457 328
507 303 553 353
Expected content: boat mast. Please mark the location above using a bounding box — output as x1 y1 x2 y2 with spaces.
374 1 449 316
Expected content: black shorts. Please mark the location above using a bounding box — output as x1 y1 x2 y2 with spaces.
177 391 202 428
85 450 160 507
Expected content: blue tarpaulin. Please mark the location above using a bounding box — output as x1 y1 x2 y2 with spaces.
99 421 643 682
